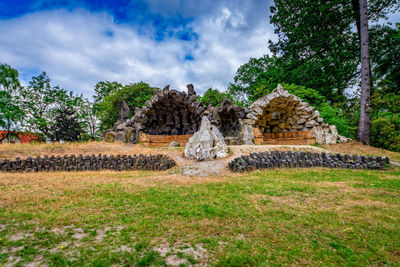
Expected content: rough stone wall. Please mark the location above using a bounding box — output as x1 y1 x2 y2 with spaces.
243 84 339 145
228 151 390 172
0 154 176 172
133 84 206 135
207 98 247 145
138 132 193 147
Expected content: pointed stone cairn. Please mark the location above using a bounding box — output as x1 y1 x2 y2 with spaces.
184 117 228 161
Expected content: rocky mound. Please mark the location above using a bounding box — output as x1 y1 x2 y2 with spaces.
184 116 228 161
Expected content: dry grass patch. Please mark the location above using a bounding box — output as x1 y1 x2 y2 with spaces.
324 141 400 162
0 141 182 160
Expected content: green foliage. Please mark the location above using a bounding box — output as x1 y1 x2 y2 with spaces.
0 63 24 137
51 107 83 141
371 113 400 152
277 83 327 109
93 81 123 113
228 55 284 105
0 62 21 94
319 104 356 139
97 82 157 131
267 0 361 103
198 88 232 107
0 91 24 132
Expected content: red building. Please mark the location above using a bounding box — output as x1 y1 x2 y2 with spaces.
0 131 44 144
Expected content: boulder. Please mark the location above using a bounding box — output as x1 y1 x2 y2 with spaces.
116 122 127 131
184 117 228 161
124 127 135 143
119 100 130 122
169 141 180 147
104 131 116 143
115 131 126 143
338 135 351 143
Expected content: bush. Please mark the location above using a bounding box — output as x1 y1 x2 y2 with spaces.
198 88 233 107
97 82 158 131
319 104 356 139
371 113 400 152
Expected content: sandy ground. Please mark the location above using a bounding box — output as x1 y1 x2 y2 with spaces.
177 145 329 176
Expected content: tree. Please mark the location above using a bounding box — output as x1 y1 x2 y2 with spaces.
368 24 400 151
228 55 286 105
356 0 372 144
96 82 157 131
78 99 100 140
267 0 361 103
93 81 123 113
51 107 82 141
0 63 24 141
199 88 233 107
18 72 85 139
0 63 20 94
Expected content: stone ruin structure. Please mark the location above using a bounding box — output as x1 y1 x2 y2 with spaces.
184 116 228 161
207 98 247 145
133 84 205 135
103 84 348 146
241 84 341 145
103 100 136 143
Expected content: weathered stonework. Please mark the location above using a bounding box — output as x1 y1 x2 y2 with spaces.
102 83 350 146
0 154 176 172
229 151 389 172
243 84 340 145
134 84 205 135
138 132 193 147
207 98 247 145
184 117 228 161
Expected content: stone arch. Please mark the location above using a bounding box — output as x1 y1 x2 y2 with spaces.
133 84 205 135
243 84 338 145
208 98 247 145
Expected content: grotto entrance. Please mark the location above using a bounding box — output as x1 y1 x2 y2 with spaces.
245 85 327 145
133 84 206 146
208 98 247 145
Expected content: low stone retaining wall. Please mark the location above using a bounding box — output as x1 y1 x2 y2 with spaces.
139 132 193 147
0 154 176 173
228 151 390 172
254 128 316 145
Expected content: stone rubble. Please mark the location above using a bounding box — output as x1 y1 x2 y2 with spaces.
228 151 390 172
184 116 228 161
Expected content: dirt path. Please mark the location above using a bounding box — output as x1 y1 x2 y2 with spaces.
171 145 330 177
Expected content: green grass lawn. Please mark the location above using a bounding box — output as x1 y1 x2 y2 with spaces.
1 168 400 266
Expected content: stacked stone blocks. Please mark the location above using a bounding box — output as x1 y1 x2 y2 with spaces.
0 154 176 173
228 151 389 172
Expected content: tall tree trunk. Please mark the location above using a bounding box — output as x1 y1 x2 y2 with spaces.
357 0 371 145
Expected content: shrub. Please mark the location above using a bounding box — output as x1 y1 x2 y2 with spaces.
371 113 400 152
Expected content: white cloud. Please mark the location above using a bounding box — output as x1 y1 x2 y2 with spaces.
0 2 274 98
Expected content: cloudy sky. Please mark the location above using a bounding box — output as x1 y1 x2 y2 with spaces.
0 0 275 97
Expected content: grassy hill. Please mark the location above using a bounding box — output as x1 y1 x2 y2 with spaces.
0 142 399 266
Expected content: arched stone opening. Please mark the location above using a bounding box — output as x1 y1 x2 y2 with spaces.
243 85 338 145
208 99 247 145
131 84 206 146
134 84 205 135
